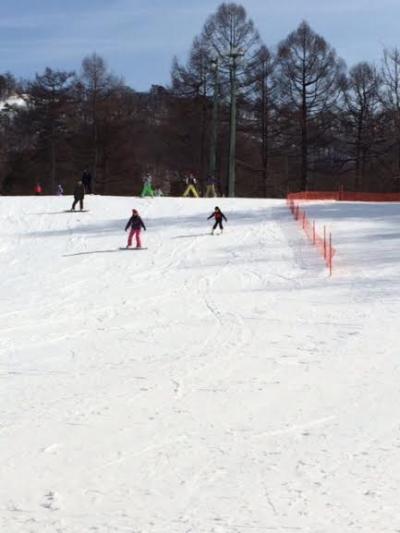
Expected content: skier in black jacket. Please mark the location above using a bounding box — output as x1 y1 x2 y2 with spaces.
207 206 227 234
71 180 85 211
125 209 146 248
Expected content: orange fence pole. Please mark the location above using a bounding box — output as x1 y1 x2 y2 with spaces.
286 196 335 276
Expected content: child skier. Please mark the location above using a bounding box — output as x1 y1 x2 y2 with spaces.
207 206 227 234
125 209 146 248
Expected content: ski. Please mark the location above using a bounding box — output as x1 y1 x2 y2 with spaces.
119 247 148 251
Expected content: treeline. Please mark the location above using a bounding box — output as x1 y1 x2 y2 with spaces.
1 2 400 197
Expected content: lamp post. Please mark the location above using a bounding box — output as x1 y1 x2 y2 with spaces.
227 48 243 197
209 58 219 180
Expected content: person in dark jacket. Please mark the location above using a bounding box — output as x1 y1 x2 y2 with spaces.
82 169 92 194
125 209 146 248
71 180 85 211
182 173 199 197
207 206 227 234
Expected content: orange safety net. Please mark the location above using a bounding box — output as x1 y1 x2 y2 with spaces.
288 191 400 202
288 191 339 201
286 189 400 274
341 192 400 202
287 197 335 276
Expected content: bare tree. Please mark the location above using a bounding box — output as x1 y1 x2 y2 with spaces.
171 38 214 180
28 68 75 192
247 45 278 196
0 73 17 100
343 62 382 189
171 38 212 98
79 53 121 191
381 48 400 177
201 3 260 72
277 21 345 190
201 2 261 195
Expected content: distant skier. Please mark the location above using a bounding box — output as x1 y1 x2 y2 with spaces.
56 184 64 196
34 182 42 195
141 174 154 197
82 169 92 194
207 206 227 234
71 180 85 211
204 174 218 197
125 209 146 248
183 173 199 197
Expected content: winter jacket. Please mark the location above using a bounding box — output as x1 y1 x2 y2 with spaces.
125 215 146 231
82 171 92 187
185 175 197 185
74 183 85 199
207 210 227 222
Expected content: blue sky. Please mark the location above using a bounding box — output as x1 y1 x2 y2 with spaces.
1 0 400 91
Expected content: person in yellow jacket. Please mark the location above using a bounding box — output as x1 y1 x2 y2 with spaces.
182 173 199 197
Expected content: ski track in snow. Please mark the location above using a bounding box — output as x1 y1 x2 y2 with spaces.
1 196 400 533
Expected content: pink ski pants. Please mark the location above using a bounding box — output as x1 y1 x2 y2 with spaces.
127 228 142 248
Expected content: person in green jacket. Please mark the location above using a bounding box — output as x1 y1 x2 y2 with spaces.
141 174 154 197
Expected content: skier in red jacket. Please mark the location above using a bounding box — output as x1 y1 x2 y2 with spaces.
207 206 227 234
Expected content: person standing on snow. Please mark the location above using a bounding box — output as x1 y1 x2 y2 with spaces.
182 173 199 197
56 184 64 196
207 206 227 234
82 169 92 194
204 174 218 197
34 182 42 195
71 180 85 211
125 209 146 248
141 174 154 197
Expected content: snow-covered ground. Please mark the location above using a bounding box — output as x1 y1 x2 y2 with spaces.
0 195 399 533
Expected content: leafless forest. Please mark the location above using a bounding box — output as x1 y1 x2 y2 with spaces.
1 3 400 197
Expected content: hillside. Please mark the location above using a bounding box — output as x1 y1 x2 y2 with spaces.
0 195 399 532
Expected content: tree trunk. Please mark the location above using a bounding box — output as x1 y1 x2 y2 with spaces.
301 90 308 190
50 133 56 193
355 116 363 190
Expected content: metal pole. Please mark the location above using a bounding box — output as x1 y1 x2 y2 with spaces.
228 55 237 198
209 59 219 179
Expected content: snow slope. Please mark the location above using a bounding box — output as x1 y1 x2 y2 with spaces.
0 195 399 533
